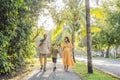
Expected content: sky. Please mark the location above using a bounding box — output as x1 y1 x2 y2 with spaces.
38 0 65 31
38 0 98 31
38 10 55 30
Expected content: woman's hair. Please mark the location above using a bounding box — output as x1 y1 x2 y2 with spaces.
65 36 70 43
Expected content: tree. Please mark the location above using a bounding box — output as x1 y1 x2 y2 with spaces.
85 0 93 73
49 0 84 62
91 0 120 58
0 0 54 74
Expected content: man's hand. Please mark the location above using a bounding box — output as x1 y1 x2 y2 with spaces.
48 49 51 54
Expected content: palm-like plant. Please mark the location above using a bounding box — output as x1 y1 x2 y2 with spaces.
50 0 102 63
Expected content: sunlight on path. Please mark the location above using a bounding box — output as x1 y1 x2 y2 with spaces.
24 59 81 80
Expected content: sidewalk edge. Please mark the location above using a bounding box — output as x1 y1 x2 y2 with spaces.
76 59 120 80
94 66 120 80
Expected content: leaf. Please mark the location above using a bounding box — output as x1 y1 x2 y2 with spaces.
81 27 101 36
91 8 105 20
52 22 64 41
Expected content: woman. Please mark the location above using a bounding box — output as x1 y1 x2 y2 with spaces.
61 37 75 71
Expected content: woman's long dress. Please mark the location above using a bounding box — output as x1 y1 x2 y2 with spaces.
62 42 75 66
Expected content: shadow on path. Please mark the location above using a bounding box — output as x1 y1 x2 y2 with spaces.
24 62 81 80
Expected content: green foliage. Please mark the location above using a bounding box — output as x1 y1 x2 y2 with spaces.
0 0 46 74
92 0 120 52
51 0 83 45
107 6 120 46
0 50 13 73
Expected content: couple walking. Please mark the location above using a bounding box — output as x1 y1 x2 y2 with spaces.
39 34 75 72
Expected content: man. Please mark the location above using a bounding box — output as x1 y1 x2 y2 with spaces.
39 34 50 72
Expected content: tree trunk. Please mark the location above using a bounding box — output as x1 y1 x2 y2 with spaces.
71 26 76 62
105 44 110 58
85 0 93 73
96 0 99 5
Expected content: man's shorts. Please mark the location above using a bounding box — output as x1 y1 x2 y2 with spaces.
52 58 57 63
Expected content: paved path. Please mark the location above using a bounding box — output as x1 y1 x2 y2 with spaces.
76 57 120 79
24 59 81 80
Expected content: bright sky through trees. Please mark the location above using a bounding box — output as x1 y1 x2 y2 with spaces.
38 0 65 30
38 0 100 31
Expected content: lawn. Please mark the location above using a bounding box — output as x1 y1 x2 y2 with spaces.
116 58 120 60
72 62 118 80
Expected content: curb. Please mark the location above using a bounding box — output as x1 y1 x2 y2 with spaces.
94 66 120 80
76 59 120 80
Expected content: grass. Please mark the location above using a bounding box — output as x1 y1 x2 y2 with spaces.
8 58 52 80
116 58 120 60
92 56 120 61
72 61 118 80
47 57 52 62
109 57 120 60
